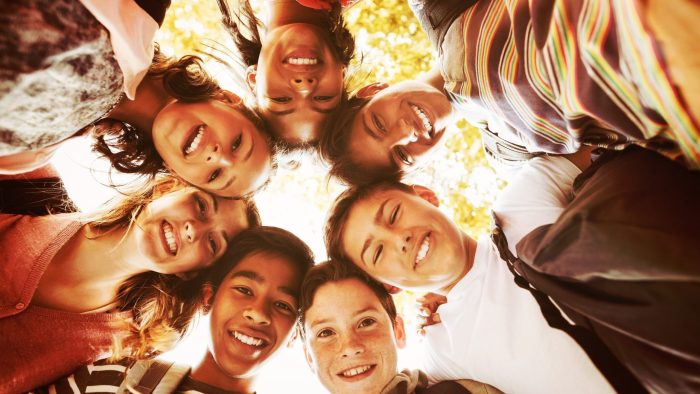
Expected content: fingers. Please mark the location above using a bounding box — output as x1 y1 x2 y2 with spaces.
416 312 442 336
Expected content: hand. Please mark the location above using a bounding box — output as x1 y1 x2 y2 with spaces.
415 293 447 335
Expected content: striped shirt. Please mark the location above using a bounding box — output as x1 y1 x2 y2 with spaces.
417 0 700 168
30 358 243 394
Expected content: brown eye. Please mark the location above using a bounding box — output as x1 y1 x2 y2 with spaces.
358 318 376 328
271 97 291 103
232 134 242 151
208 168 221 183
394 147 414 166
313 96 333 102
372 113 386 133
208 233 218 255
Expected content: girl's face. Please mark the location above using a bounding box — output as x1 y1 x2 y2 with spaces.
152 99 272 198
250 23 345 145
132 187 251 275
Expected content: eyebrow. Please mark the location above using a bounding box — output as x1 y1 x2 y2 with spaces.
211 194 219 213
309 306 380 329
360 199 390 266
229 270 298 298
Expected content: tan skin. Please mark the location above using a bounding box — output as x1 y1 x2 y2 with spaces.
32 188 250 313
246 0 345 144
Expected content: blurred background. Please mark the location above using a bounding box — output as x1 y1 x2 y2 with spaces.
50 0 506 391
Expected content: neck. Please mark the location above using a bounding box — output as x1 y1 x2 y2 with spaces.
190 351 255 393
440 232 477 295
266 0 330 30
35 224 151 312
106 77 173 133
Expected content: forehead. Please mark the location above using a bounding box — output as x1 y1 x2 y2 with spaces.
223 253 302 289
306 278 384 322
340 188 410 250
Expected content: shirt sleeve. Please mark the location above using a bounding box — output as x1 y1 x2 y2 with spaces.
33 358 129 394
492 155 581 255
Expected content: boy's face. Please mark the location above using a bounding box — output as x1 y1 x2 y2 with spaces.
206 252 303 378
341 187 467 292
347 81 453 172
303 278 405 394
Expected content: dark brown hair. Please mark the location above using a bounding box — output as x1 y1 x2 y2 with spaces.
317 95 404 185
91 47 272 187
206 226 315 295
217 0 355 151
218 0 355 69
324 180 413 264
298 260 398 339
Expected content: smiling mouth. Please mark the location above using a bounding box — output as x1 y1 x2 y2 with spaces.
161 220 178 255
338 364 376 379
414 232 431 270
410 104 434 139
183 124 204 156
230 330 268 348
285 57 319 65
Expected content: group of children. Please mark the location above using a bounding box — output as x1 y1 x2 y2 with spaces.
1 0 700 393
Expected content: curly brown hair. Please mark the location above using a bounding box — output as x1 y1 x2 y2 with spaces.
91 47 272 187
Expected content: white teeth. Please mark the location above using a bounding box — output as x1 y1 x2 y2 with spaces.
162 222 177 255
287 57 319 65
232 331 265 347
341 365 372 377
415 235 430 265
411 104 433 133
185 125 204 155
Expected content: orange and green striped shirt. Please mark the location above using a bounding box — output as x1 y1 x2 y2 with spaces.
415 0 700 168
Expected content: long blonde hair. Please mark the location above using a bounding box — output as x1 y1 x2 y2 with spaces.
86 176 261 359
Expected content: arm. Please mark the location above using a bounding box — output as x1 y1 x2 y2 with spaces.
418 66 446 92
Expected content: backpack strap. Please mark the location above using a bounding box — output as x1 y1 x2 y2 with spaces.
490 218 648 393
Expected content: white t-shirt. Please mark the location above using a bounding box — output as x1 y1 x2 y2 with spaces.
420 156 614 394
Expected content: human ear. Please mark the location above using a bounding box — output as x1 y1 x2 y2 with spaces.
245 65 258 93
355 82 389 99
393 315 407 349
382 283 402 295
201 283 214 315
303 338 316 373
216 90 243 106
411 184 440 208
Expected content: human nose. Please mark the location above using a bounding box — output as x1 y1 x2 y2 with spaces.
378 226 413 254
205 144 232 166
183 220 204 243
339 331 365 358
389 118 419 144
243 300 271 325
290 76 317 96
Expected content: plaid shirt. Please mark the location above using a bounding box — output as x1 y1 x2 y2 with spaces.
414 0 700 168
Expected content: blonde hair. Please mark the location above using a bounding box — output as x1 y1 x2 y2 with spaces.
87 176 261 359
